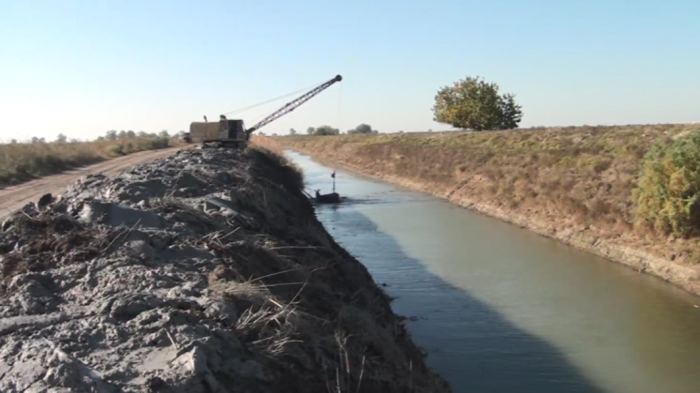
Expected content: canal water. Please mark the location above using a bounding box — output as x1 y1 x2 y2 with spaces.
287 151 700 393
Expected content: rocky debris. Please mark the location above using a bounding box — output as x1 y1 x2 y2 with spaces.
79 202 168 229
0 147 450 393
37 193 54 209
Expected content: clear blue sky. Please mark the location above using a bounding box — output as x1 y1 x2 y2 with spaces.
1 0 698 141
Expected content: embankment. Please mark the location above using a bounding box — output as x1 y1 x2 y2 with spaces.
0 147 449 392
260 124 700 296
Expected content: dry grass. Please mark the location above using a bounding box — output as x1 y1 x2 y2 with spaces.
0 213 113 281
197 214 447 392
0 137 179 187
273 124 700 264
275 124 696 227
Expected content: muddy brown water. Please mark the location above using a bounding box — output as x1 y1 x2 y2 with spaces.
287 151 700 393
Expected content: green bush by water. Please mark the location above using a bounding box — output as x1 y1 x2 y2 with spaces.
634 129 700 237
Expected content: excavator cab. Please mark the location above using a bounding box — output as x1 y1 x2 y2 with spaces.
201 117 247 148
219 118 246 141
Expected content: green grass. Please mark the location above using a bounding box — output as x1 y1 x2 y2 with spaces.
635 128 700 237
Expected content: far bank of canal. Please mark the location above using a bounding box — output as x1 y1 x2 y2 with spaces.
287 151 700 393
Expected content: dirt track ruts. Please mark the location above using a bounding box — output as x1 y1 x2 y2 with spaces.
0 146 184 221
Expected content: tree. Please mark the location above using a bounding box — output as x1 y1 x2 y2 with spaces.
175 130 187 139
96 136 106 141
126 130 136 138
348 123 375 135
117 130 127 139
498 94 522 130
312 125 340 136
432 76 523 131
289 128 297 136
105 130 118 141
137 131 148 137
159 130 170 138
306 127 315 135
9 139 17 144
56 133 68 143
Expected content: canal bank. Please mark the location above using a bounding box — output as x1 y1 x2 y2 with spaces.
259 133 700 298
0 148 449 393
287 150 700 393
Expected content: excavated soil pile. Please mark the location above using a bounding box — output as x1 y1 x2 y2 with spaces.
0 148 449 393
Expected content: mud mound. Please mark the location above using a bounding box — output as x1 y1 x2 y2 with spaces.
0 147 450 393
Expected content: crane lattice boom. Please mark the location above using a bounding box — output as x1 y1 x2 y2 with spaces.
246 75 342 136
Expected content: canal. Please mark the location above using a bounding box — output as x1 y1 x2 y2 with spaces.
287 151 700 393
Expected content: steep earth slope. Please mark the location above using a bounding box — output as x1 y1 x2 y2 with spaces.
262 125 700 296
0 147 449 392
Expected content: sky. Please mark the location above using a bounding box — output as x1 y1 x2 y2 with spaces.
1 0 699 141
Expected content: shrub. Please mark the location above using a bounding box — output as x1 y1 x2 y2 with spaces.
310 125 340 136
108 144 125 156
634 129 700 236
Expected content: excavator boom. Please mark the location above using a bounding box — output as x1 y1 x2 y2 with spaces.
246 75 342 136
193 74 341 148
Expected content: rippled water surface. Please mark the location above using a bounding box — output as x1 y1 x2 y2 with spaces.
287 151 700 393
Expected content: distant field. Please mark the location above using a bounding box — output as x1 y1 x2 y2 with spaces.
0 137 179 187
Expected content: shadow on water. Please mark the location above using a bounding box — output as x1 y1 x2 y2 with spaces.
317 204 609 393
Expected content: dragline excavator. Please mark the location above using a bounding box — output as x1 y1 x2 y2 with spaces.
186 75 342 148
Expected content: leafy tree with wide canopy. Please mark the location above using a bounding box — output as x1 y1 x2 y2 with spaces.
433 76 523 131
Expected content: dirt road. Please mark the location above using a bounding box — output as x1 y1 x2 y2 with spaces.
0 146 185 220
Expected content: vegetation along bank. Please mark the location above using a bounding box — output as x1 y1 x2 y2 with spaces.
261 124 700 296
0 131 182 188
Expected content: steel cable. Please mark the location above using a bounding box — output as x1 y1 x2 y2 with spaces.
221 78 326 116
